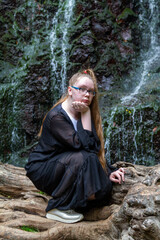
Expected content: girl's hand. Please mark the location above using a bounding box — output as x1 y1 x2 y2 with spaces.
72 101 89 113
109 168 125 184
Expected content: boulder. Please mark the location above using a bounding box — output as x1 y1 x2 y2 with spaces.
0 161 159 239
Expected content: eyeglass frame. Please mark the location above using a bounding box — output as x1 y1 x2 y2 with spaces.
71 86 96 96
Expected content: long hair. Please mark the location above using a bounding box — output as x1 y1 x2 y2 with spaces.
38 69 106 171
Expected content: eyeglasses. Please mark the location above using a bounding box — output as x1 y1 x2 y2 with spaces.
71 86 96 96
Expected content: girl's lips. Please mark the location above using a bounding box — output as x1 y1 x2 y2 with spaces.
82 100 90 105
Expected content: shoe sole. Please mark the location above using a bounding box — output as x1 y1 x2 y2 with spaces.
46 213 84 224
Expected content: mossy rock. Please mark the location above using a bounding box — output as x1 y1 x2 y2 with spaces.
103 103 160 166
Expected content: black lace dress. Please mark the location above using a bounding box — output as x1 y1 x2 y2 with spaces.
25 104 115 212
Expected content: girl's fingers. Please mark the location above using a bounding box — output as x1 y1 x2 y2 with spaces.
72 101 88 112
110 169 125 184
117 170 125 182
110 172 121 184
111 178 120 183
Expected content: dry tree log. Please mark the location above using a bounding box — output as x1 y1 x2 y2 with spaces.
0 161 160 240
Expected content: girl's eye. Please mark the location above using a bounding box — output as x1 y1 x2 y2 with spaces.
79 88 86 92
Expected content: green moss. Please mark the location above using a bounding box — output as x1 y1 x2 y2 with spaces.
103 103 160 166
0 0 54 166
20 226 39 232
38 191 46 195
117 8 137 21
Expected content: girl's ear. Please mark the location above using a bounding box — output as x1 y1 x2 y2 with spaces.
68 86 72 96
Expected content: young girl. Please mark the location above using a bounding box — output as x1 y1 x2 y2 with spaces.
25 69 125 223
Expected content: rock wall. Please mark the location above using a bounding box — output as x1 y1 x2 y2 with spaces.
0 0 159 166
68 0 139 87
103 104 160 166
0 0 58 165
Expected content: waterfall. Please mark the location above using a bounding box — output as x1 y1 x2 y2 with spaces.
105 104 157 165
105 0 160 165
121 0 160 105
1 0 159 167
0 0 76 166
105 107 118 164
50 0 75 96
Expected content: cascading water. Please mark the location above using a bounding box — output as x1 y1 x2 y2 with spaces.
1 0 159 167
0 0 76 166
2 1 39 165
50 0 75 97
104 0 160 165
121 0 160 104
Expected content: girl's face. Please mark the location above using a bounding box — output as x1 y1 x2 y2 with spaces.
68 76 95 106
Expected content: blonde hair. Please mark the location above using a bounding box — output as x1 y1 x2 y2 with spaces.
38 69 106 171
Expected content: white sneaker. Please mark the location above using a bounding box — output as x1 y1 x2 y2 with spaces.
46 208 84 223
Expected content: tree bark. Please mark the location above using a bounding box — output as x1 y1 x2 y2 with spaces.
0 161 160 240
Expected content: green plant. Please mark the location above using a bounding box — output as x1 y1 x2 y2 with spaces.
20 226 39 232
117 8 137 21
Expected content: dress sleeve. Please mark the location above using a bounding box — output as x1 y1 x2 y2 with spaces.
106 162 118 176
48 112 100 153
77 119 101 153
49 113 81 149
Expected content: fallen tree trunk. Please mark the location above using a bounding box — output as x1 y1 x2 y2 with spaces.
0 161 160 240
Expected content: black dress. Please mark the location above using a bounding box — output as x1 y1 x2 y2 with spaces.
25 104 115 212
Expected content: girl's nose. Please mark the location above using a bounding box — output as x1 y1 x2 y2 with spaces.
85 90 90 96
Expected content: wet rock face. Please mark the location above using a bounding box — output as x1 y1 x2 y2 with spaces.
23 75 51 136
103 105 160 166
71 48 89 62
154 130 160 161
1 0 159 167
0 0 57 164
0 0 140 166
91 20 112 40
69 0 139 86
